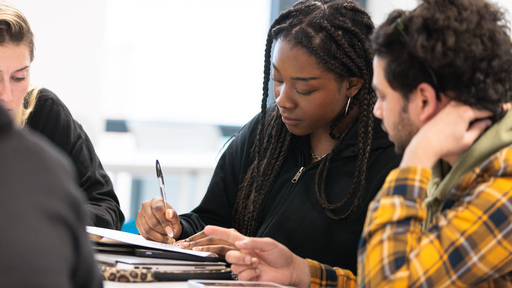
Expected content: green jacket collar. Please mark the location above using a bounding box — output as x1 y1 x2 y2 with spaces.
424 109 512 229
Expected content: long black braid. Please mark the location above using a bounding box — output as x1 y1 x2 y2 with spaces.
233 0 376 236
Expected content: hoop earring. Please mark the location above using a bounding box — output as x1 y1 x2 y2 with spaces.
345 97 351 115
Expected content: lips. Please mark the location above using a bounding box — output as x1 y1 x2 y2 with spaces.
281 115 301 126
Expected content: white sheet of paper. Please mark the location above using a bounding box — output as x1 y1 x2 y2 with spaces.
86 226 214 257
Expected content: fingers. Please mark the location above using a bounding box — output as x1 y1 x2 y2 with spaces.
503 102 511 112
176 229 238 258
204 225 247 244
176 230 207 249
191 244 238 259
135 197 177 243
232 266 261 281
224 250 260 281
136 198 164 239
204 226 278 252
186 231 233 246
233 237 278 252
450 103 492 146
136 208 169 242
165 208 182 239
180 230 209 242
467 118 492 141
448 101 492 125
467 105 493 120
150 197 173 236
225 250 258 266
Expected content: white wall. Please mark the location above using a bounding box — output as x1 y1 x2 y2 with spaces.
9 0 270 145
101 0 269 127
366 0 417 27
10 0 106 144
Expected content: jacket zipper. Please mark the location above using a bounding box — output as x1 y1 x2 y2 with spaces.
291 167 305 183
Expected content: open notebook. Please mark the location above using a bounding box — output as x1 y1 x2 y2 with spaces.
87 226 219 262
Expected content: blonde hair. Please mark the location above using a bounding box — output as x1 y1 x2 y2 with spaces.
13 86 41 127
0 1 34 61
0 1 37 127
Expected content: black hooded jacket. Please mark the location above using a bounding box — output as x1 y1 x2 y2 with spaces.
26 88 124 230
179 107 401 274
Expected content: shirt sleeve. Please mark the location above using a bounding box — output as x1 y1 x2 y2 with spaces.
307 259 357 288
358 164 512 287
27 89 125 230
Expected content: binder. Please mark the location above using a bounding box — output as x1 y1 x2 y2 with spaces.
88 226 234 282
100 266 234 282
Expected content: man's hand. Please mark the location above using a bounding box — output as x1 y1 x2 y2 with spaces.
176 230 237 258
203 225 311 288
401 101 493 168
135 196 182 243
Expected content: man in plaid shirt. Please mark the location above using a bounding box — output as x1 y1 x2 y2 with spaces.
203 0 512 286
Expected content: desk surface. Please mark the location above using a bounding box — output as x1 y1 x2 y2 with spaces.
104 280 188 287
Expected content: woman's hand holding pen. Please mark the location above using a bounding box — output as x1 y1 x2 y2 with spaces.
136 196 182 244
175 230 238 259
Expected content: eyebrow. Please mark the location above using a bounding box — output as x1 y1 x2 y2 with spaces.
15 66 30 73
272 63 320 82
0 65 30 76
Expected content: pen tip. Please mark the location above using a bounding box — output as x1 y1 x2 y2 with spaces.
156 159 162 177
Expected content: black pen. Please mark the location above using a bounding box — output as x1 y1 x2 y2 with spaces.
155 159 168 211
156 159 176 244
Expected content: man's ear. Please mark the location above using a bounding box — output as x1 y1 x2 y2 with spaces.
415 82 440 123
346 77 364 97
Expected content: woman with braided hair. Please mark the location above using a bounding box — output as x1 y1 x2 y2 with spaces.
136 0 400 273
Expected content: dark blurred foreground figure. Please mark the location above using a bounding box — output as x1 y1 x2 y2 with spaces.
0 104 102 287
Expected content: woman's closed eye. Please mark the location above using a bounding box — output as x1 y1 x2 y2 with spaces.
295 87 316 96
12 76 26 82
272 77 283 84
12 70 28 82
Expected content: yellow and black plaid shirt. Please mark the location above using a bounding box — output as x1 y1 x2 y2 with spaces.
308 146 512 288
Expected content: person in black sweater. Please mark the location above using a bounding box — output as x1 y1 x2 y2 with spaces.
0 1 124 230
136 0 401 273
0 104 102 287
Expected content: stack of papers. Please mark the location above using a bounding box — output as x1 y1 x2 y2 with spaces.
87 226 220 262
95 253 226 271
88 227 234 281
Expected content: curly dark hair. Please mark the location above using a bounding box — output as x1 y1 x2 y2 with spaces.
372 0 512 120
232 0 376 236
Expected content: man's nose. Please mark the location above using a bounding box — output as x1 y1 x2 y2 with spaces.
373 98 382 119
